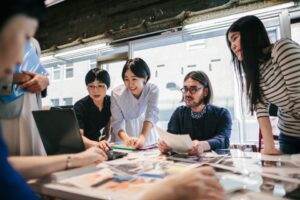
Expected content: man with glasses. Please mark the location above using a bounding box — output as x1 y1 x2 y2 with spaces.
74 68 112 151
158 71 232 155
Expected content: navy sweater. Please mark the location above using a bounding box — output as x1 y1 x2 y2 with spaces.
167 104 232 150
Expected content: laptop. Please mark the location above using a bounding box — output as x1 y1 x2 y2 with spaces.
32 109 85 155
32 109 128 160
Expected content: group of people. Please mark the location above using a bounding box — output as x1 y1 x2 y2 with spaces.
0 0 299 199
74 58 232 156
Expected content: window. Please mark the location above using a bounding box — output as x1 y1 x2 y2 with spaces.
90 59 97 69
102 61 126 94
53 65 62 80
291 21 300 44
63 97 73 106
46 67 52 80
65 65 74 79
51 98 59 106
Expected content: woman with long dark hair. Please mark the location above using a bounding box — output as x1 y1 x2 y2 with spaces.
226 15 300 155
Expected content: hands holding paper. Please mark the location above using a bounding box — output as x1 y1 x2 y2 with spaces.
159 139 210 155
187 140 211 155
158 140 172 154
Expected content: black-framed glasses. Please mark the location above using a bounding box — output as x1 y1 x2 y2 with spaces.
180 86 202 94
87 84 106 90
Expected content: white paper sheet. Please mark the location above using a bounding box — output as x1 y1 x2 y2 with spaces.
156 126 192 153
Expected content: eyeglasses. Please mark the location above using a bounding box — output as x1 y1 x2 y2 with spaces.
180 86 202 94
87 84 106 90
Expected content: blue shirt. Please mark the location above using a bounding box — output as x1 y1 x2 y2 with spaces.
167 104 232 150
0 133 40 200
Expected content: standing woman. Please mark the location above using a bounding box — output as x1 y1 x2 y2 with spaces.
111 58 159 148
226 15 300 154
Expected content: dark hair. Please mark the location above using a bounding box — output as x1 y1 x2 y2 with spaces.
226 15 271 114
184 71 213 104
85 68 111 88
0 0 46 30
122 58 151 82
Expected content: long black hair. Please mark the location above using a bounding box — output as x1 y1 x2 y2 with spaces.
226 15 271 114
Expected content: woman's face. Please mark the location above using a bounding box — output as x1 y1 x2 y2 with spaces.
87 80 107 102
0 15 38 81
228 31 243 61
123 69 147 98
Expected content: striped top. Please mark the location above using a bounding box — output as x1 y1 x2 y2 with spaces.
256 38 300 138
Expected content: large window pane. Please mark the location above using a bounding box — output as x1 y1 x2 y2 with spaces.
63 97 73 106
42 57 97 107
291 21 300 44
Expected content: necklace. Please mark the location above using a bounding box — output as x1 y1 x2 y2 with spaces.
191 105 207 119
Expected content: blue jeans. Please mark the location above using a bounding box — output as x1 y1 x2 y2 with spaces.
279 133 300 154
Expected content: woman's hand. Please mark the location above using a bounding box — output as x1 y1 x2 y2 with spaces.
261 147 281 155
125 136 145 148
99 140 111 151
158 140 171 154
72 147 108 168
82 136 100 149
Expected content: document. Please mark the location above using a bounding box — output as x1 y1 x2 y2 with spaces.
156 126 192 153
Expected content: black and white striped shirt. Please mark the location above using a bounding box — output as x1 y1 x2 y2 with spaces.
256 38 300 138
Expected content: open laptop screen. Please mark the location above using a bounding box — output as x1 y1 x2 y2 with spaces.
32 109 85 155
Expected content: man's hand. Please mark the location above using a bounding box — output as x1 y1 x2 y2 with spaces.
187 140 204 156
158 140 172 154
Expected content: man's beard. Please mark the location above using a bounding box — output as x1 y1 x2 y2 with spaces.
185 95 204 109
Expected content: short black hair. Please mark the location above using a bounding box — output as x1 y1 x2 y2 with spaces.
85 68 111 88
0 0 46 30
121 58 151 82
184 71 213 104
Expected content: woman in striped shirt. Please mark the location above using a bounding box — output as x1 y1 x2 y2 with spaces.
226 15 300 155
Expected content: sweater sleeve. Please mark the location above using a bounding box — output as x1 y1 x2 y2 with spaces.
110 92 126 136
207 108 232 150
167 107 181 134
145 85 159 125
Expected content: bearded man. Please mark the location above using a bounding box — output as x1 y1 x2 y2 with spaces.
158 71 232 155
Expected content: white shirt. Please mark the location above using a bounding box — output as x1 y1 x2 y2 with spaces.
111 83 159 145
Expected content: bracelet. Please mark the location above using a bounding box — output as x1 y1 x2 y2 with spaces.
66 155 72 170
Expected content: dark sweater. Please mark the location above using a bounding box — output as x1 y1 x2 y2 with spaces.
167 104 232 150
